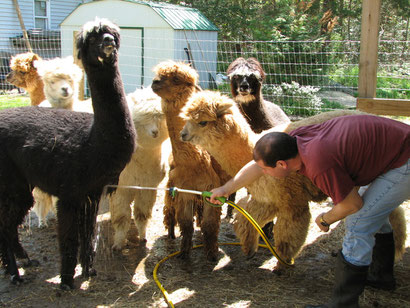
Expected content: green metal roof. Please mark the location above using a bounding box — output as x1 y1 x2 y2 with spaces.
121 0 219 31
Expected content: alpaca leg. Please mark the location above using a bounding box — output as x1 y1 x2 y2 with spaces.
225 192 236 219
133 189 156 243
389 207 407 261
175 194 197 259
0 186 33 284
234 197 278 258
109 188 135 250
201 202 221 261
78 198 98 278
163 178 176 239
56 199 79 290
32 188 53 227
273 204 311 271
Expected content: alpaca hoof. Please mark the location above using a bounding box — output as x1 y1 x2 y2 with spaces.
60 282 75 290
206 252 218 262
10 275 23 285
112 243 124 252
81 268 97 278
177 251 190 260
245 249 256 259
167 230 176 239
25 259 40 267
88 268 97 277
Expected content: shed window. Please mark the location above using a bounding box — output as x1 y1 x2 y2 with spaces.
34 0 49 29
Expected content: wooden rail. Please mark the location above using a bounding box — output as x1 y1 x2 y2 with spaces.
357 0 409 117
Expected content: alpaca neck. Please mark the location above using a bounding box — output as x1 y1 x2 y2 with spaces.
86 65 129 127
236 91 271 133
162 88 200 166
207 126 255 177
46 94 74 110
28 80 46 105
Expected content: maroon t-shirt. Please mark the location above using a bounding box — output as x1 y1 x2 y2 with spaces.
289 115 410 204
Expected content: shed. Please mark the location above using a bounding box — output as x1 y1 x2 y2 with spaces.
60 0 219 93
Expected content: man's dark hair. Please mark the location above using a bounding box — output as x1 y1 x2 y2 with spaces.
253 132 298 167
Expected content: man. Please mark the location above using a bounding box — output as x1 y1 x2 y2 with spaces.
209 114 409 308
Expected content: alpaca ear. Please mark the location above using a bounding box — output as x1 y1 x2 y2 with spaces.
33 60 44 75
215 99 233 118
76 32 84 60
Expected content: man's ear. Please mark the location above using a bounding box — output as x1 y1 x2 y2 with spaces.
276 160 288 169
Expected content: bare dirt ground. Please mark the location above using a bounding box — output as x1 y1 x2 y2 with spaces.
1 179 409 308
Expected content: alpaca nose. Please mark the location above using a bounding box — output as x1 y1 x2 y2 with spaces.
239 79 249 92
102 34 115 55
61 87 69 96
180 131 187 141
103 33 115 46
151 129 158 138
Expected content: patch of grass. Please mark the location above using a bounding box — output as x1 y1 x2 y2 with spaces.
0 94 30 110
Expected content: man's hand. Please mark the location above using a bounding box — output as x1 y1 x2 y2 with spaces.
315 213 330 232
209 186 229 205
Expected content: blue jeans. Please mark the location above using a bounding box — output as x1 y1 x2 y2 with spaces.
342 158 410 266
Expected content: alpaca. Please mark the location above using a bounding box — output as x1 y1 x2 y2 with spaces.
180 91 406 269
227 57 290 133
151 61 222 261
108 87 170 250
0 18 135 289
6 52 45 105
36 56 87 111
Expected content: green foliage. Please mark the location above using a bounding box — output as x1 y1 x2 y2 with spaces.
265 81 323 116
0 94 30 110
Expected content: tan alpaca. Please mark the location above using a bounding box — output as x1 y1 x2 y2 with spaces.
180 90 406 268
151 61 222 261
108 88 170 250
6 52 45 105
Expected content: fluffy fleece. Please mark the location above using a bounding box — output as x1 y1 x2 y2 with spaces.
151 61 222 261
6 52 45 105
108 88 170 250
227 57 290 133
36 56 86 111
0 18 135 289
180 91 406 269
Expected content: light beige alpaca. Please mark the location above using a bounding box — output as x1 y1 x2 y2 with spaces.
180 90 406 269
109 88 170 250
151 61 223 261
36 56 92 112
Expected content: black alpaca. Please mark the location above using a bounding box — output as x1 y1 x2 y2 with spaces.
0 18 135 290
227 57 290 133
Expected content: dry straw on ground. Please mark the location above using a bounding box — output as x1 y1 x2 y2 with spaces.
1 176 409 308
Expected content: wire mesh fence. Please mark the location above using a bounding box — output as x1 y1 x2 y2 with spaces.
1 28 409 116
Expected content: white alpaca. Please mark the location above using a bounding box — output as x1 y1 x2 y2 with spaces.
109 88 170 250
37 56 93 112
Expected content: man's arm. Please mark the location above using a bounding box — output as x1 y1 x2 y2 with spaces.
316 187 364 232
209 160 263 204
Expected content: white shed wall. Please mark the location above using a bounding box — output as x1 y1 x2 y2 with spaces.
174 30 218 89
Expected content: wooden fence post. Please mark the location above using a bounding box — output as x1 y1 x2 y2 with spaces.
12 0 33 53
357 0 381 99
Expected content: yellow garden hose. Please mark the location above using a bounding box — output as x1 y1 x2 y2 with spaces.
103 185 295 307
153 199 295 308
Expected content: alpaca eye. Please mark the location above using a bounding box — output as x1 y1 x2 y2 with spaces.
198 121 207 127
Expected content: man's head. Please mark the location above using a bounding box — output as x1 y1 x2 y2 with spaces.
253 132 299 178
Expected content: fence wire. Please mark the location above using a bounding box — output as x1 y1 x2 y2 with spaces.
1 29 408 116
